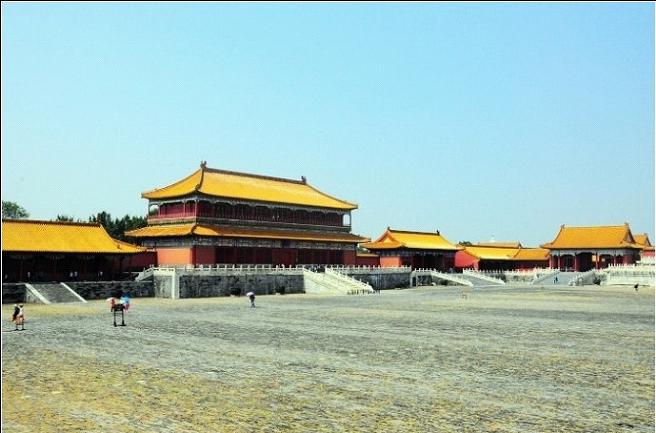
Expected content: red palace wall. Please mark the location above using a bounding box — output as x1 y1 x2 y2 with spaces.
356 255 380 267
194 246 216 265
514 260 549 270
125 251 157 270
380 256 402 267
454 251 478 270
157 248 193 265
343 250 357 266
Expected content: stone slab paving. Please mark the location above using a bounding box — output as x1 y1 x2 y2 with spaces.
2 285 654 433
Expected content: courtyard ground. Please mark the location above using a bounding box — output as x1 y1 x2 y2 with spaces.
2 285 654 433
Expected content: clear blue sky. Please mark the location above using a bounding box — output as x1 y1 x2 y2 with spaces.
2 3 654 246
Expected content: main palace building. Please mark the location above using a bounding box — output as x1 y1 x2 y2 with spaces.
2 162 653 282
125 162 368 267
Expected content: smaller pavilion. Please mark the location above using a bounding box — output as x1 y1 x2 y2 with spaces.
455 242 549 271
2 219 146 282
541 224 643 271
633 233 654 259
360 228 461 270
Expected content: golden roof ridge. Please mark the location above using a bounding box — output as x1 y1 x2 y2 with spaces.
2 219 101 228
387 228 442 235
204 166 307 185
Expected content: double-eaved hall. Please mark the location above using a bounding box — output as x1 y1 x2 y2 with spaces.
126 162 368 266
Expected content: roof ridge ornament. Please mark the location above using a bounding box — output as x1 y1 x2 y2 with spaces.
301 176 307 184
195 162 207 191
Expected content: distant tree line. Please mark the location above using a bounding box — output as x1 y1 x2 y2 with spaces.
88 211 147 241
2 201 29 219
2 201 146 241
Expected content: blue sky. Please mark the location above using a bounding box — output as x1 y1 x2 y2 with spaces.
2 3 654 246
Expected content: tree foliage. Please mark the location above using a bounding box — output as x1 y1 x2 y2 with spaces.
2 201 29 219
55 215 78 222
88 212 147 241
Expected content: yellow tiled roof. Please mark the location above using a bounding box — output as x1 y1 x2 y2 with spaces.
2 220 145 254
463 246 519 260
141 164 357 210
634 233 653 248
511 248 550 261
541 224 642 249
125 223 368 243
360 228 460 251
476 242 523 248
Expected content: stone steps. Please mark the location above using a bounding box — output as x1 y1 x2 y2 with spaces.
27 283 85 303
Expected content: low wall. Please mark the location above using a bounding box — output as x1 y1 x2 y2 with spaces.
3 281 153 303
152 268 305 298
338 270 411 290
66 281 154 300
178 274 304 298
2 283 27 304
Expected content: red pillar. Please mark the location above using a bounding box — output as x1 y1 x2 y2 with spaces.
574 254 580 271
595 254 601 270
613 255 618 265
557 255 561 270
623 253 632 265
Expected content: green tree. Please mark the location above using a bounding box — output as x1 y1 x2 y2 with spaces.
2 201 29 219
89 211 147 241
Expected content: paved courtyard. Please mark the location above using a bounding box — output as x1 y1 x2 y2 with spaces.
2 285 654 433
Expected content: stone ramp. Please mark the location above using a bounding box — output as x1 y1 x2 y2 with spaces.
302 269 373 295
411 270 472 287
25 283 86 304
460 270 505 286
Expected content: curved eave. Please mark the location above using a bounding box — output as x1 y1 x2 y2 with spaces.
141 170 202 199
126 223 368 244
302 182 358 210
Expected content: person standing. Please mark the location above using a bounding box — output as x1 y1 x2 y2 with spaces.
12 304 19 330
15 304 25 331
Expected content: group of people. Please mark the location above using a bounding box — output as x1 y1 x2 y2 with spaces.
11 304 25 331
107 291 131 312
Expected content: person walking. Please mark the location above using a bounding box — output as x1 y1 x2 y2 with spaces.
246 291 256 308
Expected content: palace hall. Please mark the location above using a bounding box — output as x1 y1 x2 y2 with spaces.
360 228 461 270
454 242 550 271
2 219 145 282
541 224 643 271
125 163 368 266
